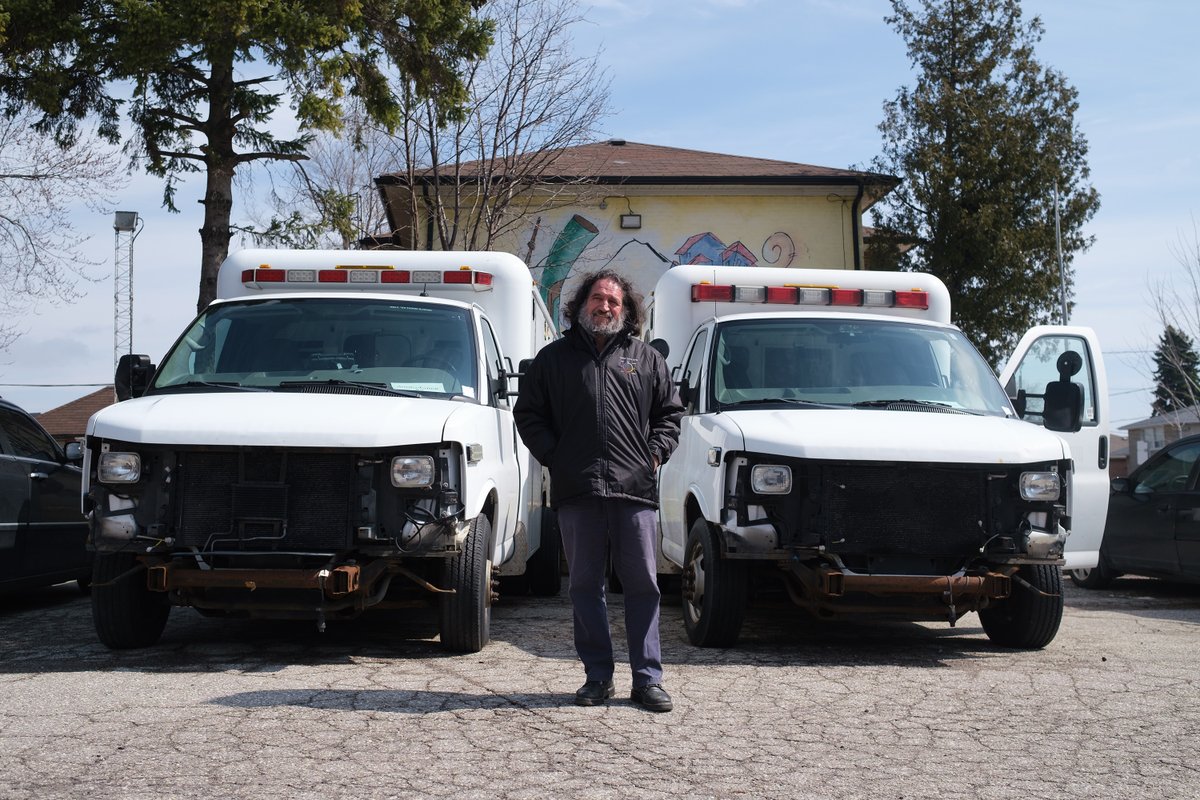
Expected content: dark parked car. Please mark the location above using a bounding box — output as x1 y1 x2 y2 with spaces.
0 397 92 592
1070 434 1200 588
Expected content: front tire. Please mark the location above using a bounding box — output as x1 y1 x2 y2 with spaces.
681 519 747 647
979 564 1063 649
439 515 492 653
91 553 170 649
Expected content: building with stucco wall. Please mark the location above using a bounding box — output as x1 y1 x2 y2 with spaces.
375 140 898 323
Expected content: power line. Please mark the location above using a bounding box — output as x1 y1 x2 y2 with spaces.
0 382 110 388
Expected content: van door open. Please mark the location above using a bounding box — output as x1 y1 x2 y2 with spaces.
1000 325 1109 570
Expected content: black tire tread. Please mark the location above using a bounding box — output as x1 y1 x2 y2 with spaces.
91 553 170 649
979 564 1063 649
439 516 492 653
682 519 747 648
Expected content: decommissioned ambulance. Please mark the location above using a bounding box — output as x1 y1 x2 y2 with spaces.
82 250 559 652
646 264 1108 649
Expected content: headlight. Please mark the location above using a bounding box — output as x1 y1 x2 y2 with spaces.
391 455 435 488
751 464 792 494
1019 471 1060 501
98 452 141 483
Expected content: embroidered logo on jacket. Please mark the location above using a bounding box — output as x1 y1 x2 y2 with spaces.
618 356 640 375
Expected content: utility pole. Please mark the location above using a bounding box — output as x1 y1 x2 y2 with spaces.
1053 183 1068 324
113 211 141 372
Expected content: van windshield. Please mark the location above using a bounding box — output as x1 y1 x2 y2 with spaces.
153 298 477 398
710 318 1013 416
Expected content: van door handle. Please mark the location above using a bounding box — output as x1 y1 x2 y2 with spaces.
29 472 48 480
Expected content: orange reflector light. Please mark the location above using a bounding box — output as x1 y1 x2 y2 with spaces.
381 270 411 284
894 290 930 309
318 270 348 283
691 284 734 302
830 288 862 306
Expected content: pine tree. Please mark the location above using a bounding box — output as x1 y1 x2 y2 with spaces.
0 1 491 311
869 0 1100 365
1152 325 1200 415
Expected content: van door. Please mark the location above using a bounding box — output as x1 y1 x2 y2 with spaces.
999 326 1109 570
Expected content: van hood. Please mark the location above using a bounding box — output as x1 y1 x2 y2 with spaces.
721 407 1069 464
86 391 468 448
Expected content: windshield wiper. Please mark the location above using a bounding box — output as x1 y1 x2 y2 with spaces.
718 397 843 410
277 379 422 398
851 398 977 415
159 380 270 392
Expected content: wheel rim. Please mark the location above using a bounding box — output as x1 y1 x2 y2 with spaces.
1072 568 1092 580
683 540 707 625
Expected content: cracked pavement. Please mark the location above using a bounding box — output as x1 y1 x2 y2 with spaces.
1 577 1198 799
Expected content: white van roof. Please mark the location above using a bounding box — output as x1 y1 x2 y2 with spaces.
216 249 534 303
648 265 952 367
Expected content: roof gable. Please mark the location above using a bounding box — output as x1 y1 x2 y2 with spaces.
35 387 115 437
383 139 897 187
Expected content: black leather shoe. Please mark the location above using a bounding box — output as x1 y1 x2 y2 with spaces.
630 684 673 712
574 679 615 706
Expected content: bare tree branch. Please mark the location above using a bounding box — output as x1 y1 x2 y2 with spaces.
0 109 127 351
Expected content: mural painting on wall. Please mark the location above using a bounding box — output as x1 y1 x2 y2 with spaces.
531 215 802 324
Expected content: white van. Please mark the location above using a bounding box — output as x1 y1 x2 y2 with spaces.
647 265 1108 649
83 250 559 652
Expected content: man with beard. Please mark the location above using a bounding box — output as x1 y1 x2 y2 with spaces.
515 270 684 712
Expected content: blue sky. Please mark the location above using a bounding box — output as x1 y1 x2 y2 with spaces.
2 0 1197 433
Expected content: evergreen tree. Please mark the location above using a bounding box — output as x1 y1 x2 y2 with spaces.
1152 325 1200 415
0 1 491 311
869 0 1100 365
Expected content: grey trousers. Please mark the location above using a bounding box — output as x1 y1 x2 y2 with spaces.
556 497 664 688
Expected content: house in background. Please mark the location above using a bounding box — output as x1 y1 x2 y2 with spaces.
1121 405 1200 471
375 139 898 323
32 387 114 446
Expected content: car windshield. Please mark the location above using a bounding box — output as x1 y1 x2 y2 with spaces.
153 298 477 398
708 318 1013 416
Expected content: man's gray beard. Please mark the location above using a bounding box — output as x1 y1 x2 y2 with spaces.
578 310 624 337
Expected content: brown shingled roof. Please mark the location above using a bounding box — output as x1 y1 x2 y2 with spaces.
381 139 897 187
35 387 116 441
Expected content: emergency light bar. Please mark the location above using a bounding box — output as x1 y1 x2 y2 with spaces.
690 282 928 310
241 266 493 288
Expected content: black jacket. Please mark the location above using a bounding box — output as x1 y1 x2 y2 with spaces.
514 326 683 508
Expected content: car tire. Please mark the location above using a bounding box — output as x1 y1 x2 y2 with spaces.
681 518 747 647
91 553 170 649
1068 552 1119 589
979 564 1063 649
439 515 492 653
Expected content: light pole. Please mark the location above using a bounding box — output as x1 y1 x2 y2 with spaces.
113 211 141 374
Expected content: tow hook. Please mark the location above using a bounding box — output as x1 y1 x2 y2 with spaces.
315 569 330 633
943 576 956 626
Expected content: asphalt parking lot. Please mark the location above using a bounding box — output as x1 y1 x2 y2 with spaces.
1 576 1197 800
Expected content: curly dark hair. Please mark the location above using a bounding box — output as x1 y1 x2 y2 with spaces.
563 270 645 335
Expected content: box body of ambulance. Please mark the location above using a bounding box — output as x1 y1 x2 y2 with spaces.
648 264 1108 649
83 249 559 652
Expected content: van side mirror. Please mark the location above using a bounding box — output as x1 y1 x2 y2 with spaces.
115 354 155 401
1011 389 1027 417
1041 351 1084 433
649 338 669 359
495 356 522 400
